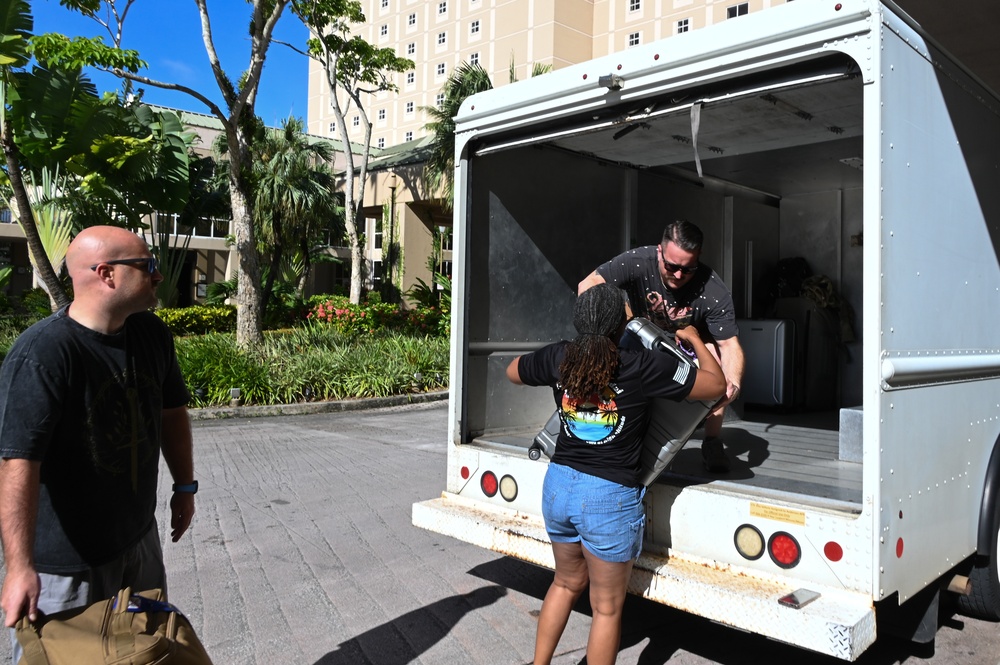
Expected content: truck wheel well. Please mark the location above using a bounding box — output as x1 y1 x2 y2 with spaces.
975 434 1000 557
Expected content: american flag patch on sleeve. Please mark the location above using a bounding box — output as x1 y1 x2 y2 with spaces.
673 363 690 385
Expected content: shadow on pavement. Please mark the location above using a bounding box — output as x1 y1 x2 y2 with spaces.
313 585 507 665
468 556 941 665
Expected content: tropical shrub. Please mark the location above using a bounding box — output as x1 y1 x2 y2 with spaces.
174 326 448 407
307 297 445 338
156 305 237 336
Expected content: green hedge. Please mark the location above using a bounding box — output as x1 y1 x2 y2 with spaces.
155 305 237 335
308 296 447 338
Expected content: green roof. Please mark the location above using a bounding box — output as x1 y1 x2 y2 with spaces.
146 104 369 156
367 134 434 171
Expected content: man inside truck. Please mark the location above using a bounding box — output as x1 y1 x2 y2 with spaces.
578 219 745 472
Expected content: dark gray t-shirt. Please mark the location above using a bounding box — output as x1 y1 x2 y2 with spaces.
0 308 189 573
596 245 739 341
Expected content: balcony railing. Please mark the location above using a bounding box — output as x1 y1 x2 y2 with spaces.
155 212 229 240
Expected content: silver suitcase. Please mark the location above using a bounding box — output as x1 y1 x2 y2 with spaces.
529 318 718 485
735 318 794 407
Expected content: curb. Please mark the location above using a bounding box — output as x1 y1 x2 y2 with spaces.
188 389 449 421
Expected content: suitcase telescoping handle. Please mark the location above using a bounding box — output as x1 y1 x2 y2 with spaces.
625 318 695 365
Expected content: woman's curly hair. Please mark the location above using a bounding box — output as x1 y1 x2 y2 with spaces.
558 283 626 398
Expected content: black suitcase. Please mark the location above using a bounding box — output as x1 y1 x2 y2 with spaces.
529 318 718 486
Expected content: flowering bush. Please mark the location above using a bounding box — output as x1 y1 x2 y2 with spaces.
308 297 446 338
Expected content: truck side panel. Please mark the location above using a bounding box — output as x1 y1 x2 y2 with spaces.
874 13 1000 603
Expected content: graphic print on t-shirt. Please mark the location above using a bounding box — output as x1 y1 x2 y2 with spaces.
86 365 159 493
645 290 693 331
560 385 626 445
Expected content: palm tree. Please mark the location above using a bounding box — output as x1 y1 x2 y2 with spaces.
216 117 343 314
422 59 552 210
421 62 493 211
0 0 69 307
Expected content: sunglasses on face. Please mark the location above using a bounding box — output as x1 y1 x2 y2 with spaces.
662 259 698 275
89 257 159 274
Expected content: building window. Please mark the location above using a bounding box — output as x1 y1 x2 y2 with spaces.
405 131 413 142
628 0 640 11
436 92 445 107
437 31 447 45
328 122 336 133
470 52 479 65
407 42 415 56
438 1 447 14
406 71 415 84
405 101 414 114
380 24 388 37
436 62 446 76
381 0 389 7
408 12 416 26
727 3 749 18
352 115 359 127
677 18 690 33
378 109 386 121
377 137 385 149
628 32 640 47
470 19 480 35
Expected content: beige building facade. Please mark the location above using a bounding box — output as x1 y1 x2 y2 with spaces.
307 0 791 149
306 0 793 303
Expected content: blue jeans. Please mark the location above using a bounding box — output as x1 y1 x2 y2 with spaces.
542 463 646 563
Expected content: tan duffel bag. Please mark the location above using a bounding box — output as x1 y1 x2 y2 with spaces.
15 587 213 665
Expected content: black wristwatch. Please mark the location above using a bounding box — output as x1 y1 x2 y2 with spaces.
172 481 199 494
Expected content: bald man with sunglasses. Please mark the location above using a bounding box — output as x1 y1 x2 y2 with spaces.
0 226 195 661
579 220 745 473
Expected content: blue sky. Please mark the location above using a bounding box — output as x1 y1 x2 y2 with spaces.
30 1 310 128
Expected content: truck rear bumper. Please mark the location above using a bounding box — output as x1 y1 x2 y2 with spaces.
412 493 876 661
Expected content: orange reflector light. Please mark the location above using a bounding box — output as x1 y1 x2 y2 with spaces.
481 471 498 497
734 524 765 560
768 532 801 569
499 475 518 502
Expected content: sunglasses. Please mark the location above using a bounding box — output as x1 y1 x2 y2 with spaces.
662 259 698 275
90 257 159 274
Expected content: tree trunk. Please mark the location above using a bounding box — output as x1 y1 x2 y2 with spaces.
1 129 70 310
347 202 363 304
229 172 264 349
261 234 283 318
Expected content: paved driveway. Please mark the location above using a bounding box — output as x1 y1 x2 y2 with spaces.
2 401 998 664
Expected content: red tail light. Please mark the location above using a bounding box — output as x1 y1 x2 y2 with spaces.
481 471 498 497
768 532 801 568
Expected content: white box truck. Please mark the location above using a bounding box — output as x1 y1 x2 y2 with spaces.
412 0 1000 659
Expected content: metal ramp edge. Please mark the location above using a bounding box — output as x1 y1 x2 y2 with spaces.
412 493 876 661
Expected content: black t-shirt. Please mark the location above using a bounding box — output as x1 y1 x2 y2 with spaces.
517 341 696 487
0 308 190 573
596 245 739 340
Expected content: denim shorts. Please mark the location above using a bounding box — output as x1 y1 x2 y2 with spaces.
542 463 646 563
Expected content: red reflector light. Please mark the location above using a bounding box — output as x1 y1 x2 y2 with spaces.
481 471 498 497
460 466 470 480
768 532 801 569
824 541 844 562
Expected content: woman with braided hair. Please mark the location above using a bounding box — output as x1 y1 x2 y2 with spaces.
507 283 725 665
